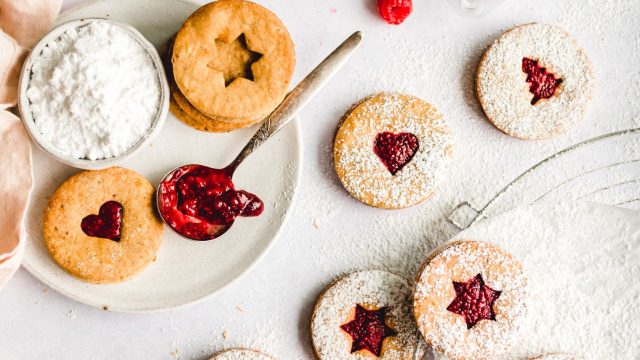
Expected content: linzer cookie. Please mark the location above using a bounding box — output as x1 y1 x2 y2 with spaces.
413 241 529 360
311 270 427 360
209 348 276 360
43 167 163 284
165 39 257 132
333 93 453 209
476 23 594 139
172 0 295 124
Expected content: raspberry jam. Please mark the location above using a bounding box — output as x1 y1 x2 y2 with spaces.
157 165 264 241
374 132 419 175
522 57 563 105
446 273 501 329
340 304 397 356
81 200 123 242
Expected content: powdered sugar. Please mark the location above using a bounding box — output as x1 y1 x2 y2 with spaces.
476 23 595 139
455 202 640 359
311 270 426 359
26 20 161 160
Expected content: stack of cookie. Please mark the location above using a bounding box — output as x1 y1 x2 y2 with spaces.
167 0 296 132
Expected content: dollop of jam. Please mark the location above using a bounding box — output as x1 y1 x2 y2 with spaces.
446 273 501 329
522 57 563 105
340 304 397 357
373 132 419 175
157 165 264 241
81 200 123 242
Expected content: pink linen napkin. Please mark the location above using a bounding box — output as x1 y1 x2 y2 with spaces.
0 0 62 48
0 0 61 288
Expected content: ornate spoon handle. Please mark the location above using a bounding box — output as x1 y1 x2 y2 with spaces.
226 31 363 174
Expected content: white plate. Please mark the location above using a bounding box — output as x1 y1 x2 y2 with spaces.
21 0 302 313
452 201 640 358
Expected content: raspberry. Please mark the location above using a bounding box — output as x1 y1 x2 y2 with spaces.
377 0 413 25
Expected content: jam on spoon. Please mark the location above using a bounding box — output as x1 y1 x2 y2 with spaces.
158 165 263 241
157 32 363 241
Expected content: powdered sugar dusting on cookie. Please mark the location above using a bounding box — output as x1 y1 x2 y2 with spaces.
477 23 595 139
334 93 453 209
311 270 426 359
414 241 529 360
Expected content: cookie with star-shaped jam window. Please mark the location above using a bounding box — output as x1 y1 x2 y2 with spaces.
333 93 453 209
413 240 529 360
476 23 595 139
311 270 427 359
172 0 295 125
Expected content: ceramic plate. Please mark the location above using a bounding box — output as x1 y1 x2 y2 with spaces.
21 0 302 312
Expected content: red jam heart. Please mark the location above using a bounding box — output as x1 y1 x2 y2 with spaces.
157 165 264 241
522 57 563 105
373 132 419 175
80 200 123 242
340 304 397 357
446 273 501 329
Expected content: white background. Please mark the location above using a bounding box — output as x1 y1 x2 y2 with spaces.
1 0 639 359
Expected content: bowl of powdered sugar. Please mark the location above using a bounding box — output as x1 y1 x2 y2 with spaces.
18 18 169 169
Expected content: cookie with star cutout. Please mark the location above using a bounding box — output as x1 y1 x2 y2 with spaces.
311 270 427 360
476 23 595 139
209 348 276 360
172 0 295 123
43 167 164 284
333 93 453 210
165 38 258 132
413 240 529 360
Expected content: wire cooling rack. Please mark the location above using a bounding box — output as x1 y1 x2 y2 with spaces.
448 128 640 230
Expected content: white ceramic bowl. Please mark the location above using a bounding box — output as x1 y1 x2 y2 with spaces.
17 18 169 170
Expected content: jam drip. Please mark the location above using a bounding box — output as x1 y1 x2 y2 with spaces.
340 304 397 357
446 273 501 329
373 132 419 175
81 200 123 242
157 165 264 241
522 57 562 105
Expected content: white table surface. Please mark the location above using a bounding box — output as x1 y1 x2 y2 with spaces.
2 0 639 359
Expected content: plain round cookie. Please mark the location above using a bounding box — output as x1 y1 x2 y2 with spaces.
172 0 295 121
413 241 529 360
43 167 163 284
476 23 594 139
311 270 426 360
333 93 453 209
209 348 276 360
532 354 584 360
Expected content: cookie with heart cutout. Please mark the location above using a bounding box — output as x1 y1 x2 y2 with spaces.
311 270 427 360
209 348 276 360
43 167 163 284
333 93 453 209
172 0 295 122
413 240 529 360
476 23 595 139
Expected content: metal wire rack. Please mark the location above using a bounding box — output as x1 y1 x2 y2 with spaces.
448 128 640 230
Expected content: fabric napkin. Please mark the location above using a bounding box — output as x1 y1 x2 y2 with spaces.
0 0 61 289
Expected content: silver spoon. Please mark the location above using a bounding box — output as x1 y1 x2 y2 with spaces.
157 31 363 240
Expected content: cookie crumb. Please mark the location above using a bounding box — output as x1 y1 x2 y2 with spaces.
102 305 109 311
223 330 229 339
